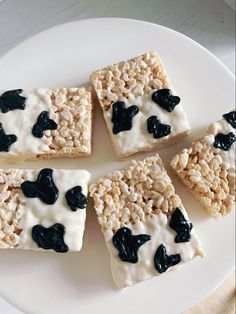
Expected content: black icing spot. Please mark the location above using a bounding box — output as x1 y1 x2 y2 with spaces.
169 208 193 243
147 116 171 139
32 223 68 253
32 111 58 138
111 101 139 134
223 110 236 129
214 132 236 151
21 168 59 205
154 244 181 273
152 89 180 112
0 89 26 113
65 186 87 211
112 227 151 263
0 123 17 152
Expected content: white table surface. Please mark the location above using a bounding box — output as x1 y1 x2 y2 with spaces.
0 0 235 313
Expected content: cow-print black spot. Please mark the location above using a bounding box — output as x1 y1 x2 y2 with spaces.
65 186 87 211
169 208 193 243
147 116 171 139
0 123 17 152
32 223 68 253
21 168 59 205
214 132 236 151
154 244 181 273
32 111 58 138
112 227 151 263
223 110 236 129
111 101 139 134
0 89 26 113
152 89 180 112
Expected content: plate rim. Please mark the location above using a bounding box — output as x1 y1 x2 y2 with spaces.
0 17 235 80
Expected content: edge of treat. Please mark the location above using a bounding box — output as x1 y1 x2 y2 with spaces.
89 50 170 111
113 130 190 160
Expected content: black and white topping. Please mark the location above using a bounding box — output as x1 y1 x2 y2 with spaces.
203 110 236 169
0 89 26 113
212 110 236 151
112 227 151 263
21 168 59 205
169 208 193 243
104 89 190 157
214 132 236 151
111 101 139 134
17 169 91 252
152 89 180 112
154 244 181 273
65 186 87 211
147 116 171 139
223 110 236 129
107 211 203 287
0 123 17 152
0 88 58 159
32 111 58 138
32 223 68 253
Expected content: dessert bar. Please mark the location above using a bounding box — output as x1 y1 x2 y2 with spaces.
90 155 204 288
0 87 92 162
90 51 190 158
171 110 236 218
0 168 90 252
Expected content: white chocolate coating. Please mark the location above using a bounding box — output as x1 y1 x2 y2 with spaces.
204 113 236 170
103 90 190 157
105 211 204 288
16 169 90 252
0 89 57 162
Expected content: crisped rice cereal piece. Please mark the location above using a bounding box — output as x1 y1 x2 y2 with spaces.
89 154 204 288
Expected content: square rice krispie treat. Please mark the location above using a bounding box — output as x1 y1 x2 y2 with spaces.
171 110 236 218
0 87 92 162
0 168 90 252
90 51 190 158
89 155 204 288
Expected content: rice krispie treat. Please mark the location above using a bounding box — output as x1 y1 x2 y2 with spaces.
0 168 90 252
90 51 190 158
0 87 92 162
171 110 236 218
89 155 204 288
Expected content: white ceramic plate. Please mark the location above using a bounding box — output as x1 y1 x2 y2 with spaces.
0 18 235 314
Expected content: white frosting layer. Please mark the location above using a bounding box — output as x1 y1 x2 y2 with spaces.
18 169 91 252
0 89 57 161
103 90 190 157
105 211 204 288
204 113 236 170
